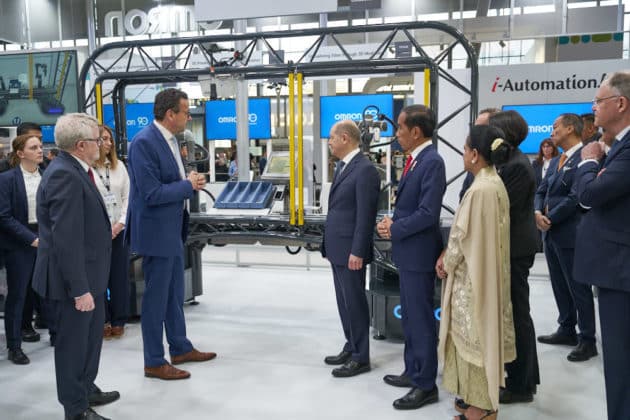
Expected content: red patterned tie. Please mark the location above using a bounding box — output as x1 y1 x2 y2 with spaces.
87 168 96 185
402 155 413 177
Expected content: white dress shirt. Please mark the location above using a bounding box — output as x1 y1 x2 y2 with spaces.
20 164 41 224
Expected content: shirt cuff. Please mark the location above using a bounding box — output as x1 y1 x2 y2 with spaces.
578 159 599 168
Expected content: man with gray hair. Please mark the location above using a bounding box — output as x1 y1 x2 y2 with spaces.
573 71 630 420
33 113 119 420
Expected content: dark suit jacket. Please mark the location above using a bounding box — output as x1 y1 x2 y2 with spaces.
32 151 111 300
534 148 582 248
322 152 380 266
391 144 446 272
531 159 543 188
126 123 194 257
574 130 630 291
0 166 39 251
497 149 539 258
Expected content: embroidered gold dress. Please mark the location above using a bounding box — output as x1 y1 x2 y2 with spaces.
438 166 516 410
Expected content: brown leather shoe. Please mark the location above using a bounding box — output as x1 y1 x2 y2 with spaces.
144 363 190 380
110 326 124 338
103 324 113 340
171 348 217 365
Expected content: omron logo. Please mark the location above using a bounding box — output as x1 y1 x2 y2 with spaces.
491 73 608 93
334 108 378 121
218 113 258 124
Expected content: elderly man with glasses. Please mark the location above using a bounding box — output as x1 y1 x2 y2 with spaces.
32 113 119 420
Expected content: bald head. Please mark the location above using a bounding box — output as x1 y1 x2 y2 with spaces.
332 120 361 145
329 120 361 159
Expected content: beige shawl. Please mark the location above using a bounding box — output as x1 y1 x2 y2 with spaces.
438 166 516 410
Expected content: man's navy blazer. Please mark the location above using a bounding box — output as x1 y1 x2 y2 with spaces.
390 144 446 272
574 130 630 291
534 146 583 248
0 166 39 251
32 151 111 300
321 152 380 266
126 123 194 257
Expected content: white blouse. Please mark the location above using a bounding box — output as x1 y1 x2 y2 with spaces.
93 160 130 226
20 164 41 224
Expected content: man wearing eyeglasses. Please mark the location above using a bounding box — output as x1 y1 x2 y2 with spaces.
33 113 119 420
126 88 215 381
573 71 630 420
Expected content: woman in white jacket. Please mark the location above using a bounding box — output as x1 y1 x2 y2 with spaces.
93 125 130 339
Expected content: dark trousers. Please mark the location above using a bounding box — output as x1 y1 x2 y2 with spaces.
331 263 370 363
505 255 540 394
544 238 596 341
4 246 37 349
399 269 437 390
105 234 130 327
141 255 193 367
598 287 630 420
53 294 104 419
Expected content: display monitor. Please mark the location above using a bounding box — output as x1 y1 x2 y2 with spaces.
205 98 272 140
320 94 395 138
40 125 55 143
0 50 80 126
502 102 593 154
261 151 291 180
102 103 154 141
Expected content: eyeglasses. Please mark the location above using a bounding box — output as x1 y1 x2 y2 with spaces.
592 95 620 106
79 137 104 146
172 108 191 118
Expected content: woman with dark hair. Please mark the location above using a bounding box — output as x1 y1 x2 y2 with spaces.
93 125 130 339
437 125 515 420
488 110 541 404
532 138 559 187
0 134 44 364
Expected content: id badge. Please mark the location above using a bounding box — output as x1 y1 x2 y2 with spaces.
103 192 118 222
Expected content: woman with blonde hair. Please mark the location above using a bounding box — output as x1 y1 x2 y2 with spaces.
93 125 130 339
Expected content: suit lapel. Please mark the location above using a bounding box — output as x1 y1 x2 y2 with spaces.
59 152 109 218
330 152 361 197
396 144 433 199
13 167 28 222
604 132 630 165
151 124 181 178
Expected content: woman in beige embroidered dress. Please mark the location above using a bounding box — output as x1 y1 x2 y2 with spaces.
436 125 516 420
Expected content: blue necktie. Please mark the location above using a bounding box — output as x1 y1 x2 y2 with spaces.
333 160 346 183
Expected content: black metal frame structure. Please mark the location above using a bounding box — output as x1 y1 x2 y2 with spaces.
78 21 478 243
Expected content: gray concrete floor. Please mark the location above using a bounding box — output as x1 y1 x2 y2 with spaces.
0 249 606 419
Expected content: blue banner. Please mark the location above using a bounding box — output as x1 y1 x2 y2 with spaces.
320 94 395 138
103 103 154 141
205 98 271 140
502 102 593 154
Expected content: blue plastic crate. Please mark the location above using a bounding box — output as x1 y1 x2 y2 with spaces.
214 181 274 209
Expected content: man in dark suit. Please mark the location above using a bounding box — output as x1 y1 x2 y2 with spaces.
535 113 597 362
321 120 380 378
127 88 215 381
580 113 601 145
488 110 541 404
377 105 445 410
32 113 119 420
573 71 630 420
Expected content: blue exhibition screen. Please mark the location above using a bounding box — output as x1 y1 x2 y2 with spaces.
40 125 55 143
205 98 272 140
502 102 592 154
320 94 395 138
102 103 154 141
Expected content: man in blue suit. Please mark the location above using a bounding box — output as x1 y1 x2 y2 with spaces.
377 105 445 410
32 113 119 420
321 120 380 378
126 88 216 381
535 113 596 362
573 71 630 420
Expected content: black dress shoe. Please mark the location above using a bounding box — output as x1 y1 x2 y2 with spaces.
393 386 438 410
21 327 41 343
499 387 533 404
88 385 120 406
66 408 110 420
383 374 413 387
537 331 578 346
567 341 598 362
324 350 352 365
331 360 371 377
8 348 30 365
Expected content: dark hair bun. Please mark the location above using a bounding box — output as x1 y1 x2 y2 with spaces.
489 137 511 166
